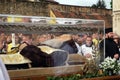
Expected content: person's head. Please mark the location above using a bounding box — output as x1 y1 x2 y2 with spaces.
83 34 88 40
0 33 6 38
6 35 12 44
92 33 98 39
105 28 113 39
0 33 7 42
38 34 48 43
77 37 83 45
113 33 119 44
22 34 32 45
14 34 21 44
99 33 104 40
72 34 79 41
107 32 114 39
85 36 93 47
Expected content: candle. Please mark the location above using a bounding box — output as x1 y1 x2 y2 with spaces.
12 33 15 47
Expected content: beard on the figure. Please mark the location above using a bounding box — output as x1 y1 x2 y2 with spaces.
108 36 113 40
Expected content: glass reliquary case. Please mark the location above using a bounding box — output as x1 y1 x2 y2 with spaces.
0 14 105 76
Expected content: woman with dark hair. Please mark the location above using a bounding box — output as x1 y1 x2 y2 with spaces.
20 45 53 67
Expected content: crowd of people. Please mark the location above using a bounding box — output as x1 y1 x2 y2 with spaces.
0 29 120 67
0 32 100 54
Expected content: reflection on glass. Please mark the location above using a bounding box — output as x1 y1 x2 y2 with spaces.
0 15 104 71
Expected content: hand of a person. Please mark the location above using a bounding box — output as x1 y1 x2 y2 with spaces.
114 54 119 59
85 53 92 58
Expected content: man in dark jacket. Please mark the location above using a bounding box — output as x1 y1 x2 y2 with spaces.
100 28 119 61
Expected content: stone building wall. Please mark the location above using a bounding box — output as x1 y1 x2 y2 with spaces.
0 2 49 16
113 0 120 36
48 3 112 15
0 1 112 16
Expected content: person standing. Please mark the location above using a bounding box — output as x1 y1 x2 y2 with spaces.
100 28 119 60
80 36 94 59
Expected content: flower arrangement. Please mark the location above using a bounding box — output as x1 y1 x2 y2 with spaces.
99 57 120 75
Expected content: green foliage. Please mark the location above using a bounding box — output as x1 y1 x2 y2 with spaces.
97 0 102 8
110 1 112 8
91 4 97 8
47 73 103 80
47 74 81 80
91 0 106 9
101 0 106 9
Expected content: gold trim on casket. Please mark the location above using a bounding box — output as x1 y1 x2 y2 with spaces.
0 53 31 64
